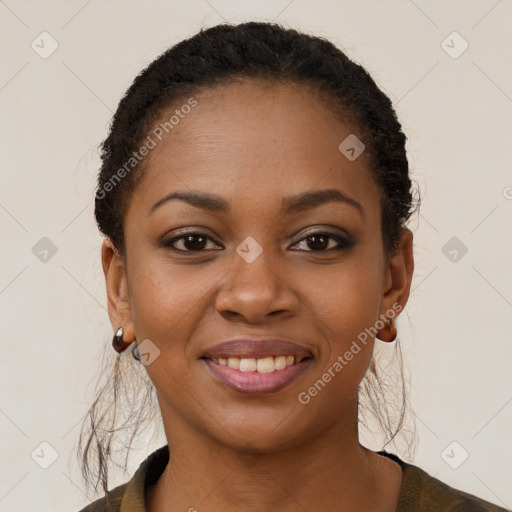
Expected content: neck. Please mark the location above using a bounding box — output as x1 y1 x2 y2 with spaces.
146 399 402 512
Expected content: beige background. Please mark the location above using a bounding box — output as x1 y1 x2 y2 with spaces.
1 1 511 510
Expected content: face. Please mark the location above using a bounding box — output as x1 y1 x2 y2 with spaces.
103 79 413 453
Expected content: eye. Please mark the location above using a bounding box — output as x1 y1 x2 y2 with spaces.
290 231 354 252
161 232 222 252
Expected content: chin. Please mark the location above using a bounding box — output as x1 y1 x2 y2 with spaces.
205 408 316 454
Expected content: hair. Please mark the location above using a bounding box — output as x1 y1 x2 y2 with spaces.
78 20 419 499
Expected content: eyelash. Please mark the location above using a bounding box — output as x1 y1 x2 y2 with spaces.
161 230 354 253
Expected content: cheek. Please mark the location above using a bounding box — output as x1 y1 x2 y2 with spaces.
304 253 383 334
299 251 383 377
294 275 379 415
126 259 206 407
127 256 206 355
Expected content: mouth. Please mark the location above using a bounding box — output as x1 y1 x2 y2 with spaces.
200 337 314 396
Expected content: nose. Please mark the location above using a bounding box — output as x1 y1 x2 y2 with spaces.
215 248 299 324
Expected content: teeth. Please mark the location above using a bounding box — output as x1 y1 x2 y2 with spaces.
211 355 301 372
227 357 240 369
274 356 287 370
239 358 257 372
256 357 274 373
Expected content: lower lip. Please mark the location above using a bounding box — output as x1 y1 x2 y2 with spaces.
202 358 313 396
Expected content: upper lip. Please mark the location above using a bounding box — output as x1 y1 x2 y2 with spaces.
201 337 314 360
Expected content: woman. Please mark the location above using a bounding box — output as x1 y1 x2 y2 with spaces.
77 21 508 511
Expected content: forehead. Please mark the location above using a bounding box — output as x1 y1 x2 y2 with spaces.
130 79 379 217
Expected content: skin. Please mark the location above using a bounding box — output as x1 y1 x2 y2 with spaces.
102 79 414 511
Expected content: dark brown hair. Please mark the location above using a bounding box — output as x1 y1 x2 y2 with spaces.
78 20 418 500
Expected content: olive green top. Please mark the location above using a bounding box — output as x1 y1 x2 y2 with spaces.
78 445 509 511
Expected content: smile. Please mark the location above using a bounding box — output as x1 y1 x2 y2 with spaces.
201 355 313 396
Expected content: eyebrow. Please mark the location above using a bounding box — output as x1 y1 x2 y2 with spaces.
149 188 363 216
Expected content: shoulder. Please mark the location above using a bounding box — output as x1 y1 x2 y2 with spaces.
76 483 128 512
76 445 169 512
380 452 510 512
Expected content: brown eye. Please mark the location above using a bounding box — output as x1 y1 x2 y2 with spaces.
162 233 222 252
291 232 354 252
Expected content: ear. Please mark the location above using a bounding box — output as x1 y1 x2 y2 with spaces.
101 238 136 343
379 228 414 320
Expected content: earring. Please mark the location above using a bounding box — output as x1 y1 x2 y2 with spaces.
377 318 397 342
112 327 134 354
112 327 142 362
